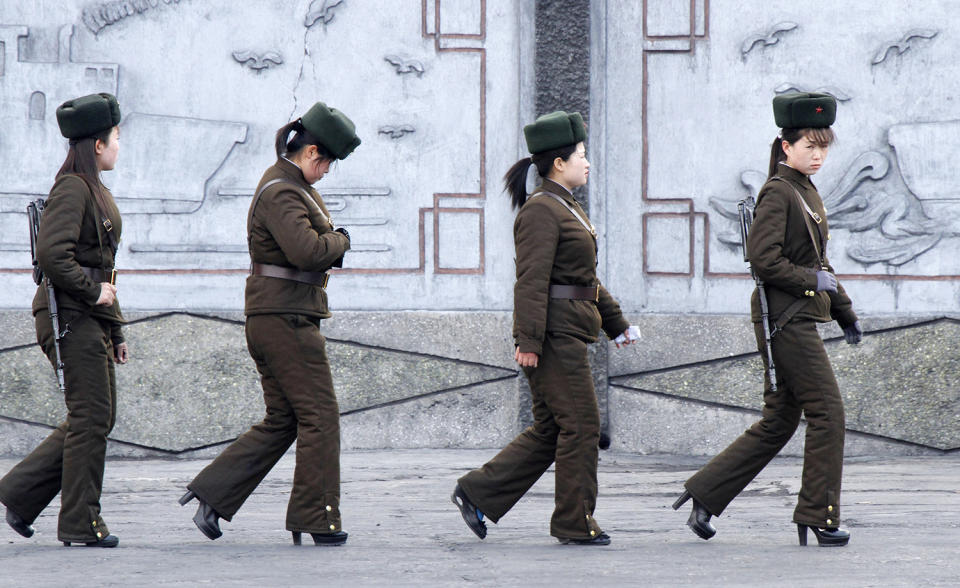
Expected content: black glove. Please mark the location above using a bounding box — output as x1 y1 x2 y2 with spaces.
842 320 862 345
335 227 350 243
815 270 838 293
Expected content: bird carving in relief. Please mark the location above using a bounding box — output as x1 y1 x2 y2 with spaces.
872 29 938 65
305 0 345 27
741 22 798 55
384 55 425 77
378 125 416 139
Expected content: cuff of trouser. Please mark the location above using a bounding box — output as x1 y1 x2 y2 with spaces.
287 494 342 533
60 516 110 543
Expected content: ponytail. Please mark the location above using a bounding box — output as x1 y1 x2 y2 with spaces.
767 134 786 179
274 120 300 158
502 143 579 210
503 157 533 210
274 119 335 160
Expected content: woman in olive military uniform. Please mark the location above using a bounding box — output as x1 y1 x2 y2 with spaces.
179 102 359 546
0 93 127 548
673 93 861 547
452 111 640 546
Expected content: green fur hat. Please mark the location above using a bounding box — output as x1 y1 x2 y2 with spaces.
773 92 837 129
300 102 361 160
56 93 121 139
523 110 586 154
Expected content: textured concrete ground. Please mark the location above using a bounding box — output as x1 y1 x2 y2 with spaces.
0 449 957 587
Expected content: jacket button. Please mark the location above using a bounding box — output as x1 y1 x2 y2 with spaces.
326 505 332 512
826 519 833 526
828 506 833 512
590 530 596 537
329 524 336 531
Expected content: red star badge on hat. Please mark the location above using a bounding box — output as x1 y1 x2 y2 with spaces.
816 106 824 113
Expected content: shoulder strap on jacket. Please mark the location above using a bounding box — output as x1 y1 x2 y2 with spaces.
769 176 824 265
530 190 597 239
63 174 119 258
246 179 329 234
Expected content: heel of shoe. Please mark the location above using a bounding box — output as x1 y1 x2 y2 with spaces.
292 531 302 546
797 524 808 546
178 490 196 506
672 490 691 511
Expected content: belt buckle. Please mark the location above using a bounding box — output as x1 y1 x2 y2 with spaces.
322 273 330 289
594 284 600 303
110 269 117 285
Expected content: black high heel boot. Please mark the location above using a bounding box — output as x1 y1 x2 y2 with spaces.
797 524 850 547
179 490 223 540
5 508 34 538
451 484 487 539
292 531 348 546
672 490 716 540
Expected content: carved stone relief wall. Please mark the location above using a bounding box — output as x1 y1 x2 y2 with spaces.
0 0 524 311
599 0 960 314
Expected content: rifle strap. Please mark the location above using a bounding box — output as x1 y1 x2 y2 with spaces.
773 297 810 332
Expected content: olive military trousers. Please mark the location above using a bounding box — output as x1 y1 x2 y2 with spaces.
458 332 604 540
187 313 342 534
0 312 117 543
684 319 845 528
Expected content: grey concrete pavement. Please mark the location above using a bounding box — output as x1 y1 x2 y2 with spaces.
0 449 957 587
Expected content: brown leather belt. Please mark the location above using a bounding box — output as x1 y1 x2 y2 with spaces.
80 266 116 284
549 284 599 302
252 263 329 287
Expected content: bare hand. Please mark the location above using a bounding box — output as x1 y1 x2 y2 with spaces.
514 347 539 368
96 283 117 306
114 342 129 364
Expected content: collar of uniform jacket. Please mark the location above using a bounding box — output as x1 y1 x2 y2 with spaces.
538 178 578 205
776 161 816 191
276 156 312 187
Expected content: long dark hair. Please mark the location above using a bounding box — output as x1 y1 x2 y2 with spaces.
767 127 836 178
275 120 335 160
56 127 114 214
503 143 578 210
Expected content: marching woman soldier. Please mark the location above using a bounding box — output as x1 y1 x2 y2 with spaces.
673 92 862 546
179 102 359 546
0 93 126 547
452 111 640 546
